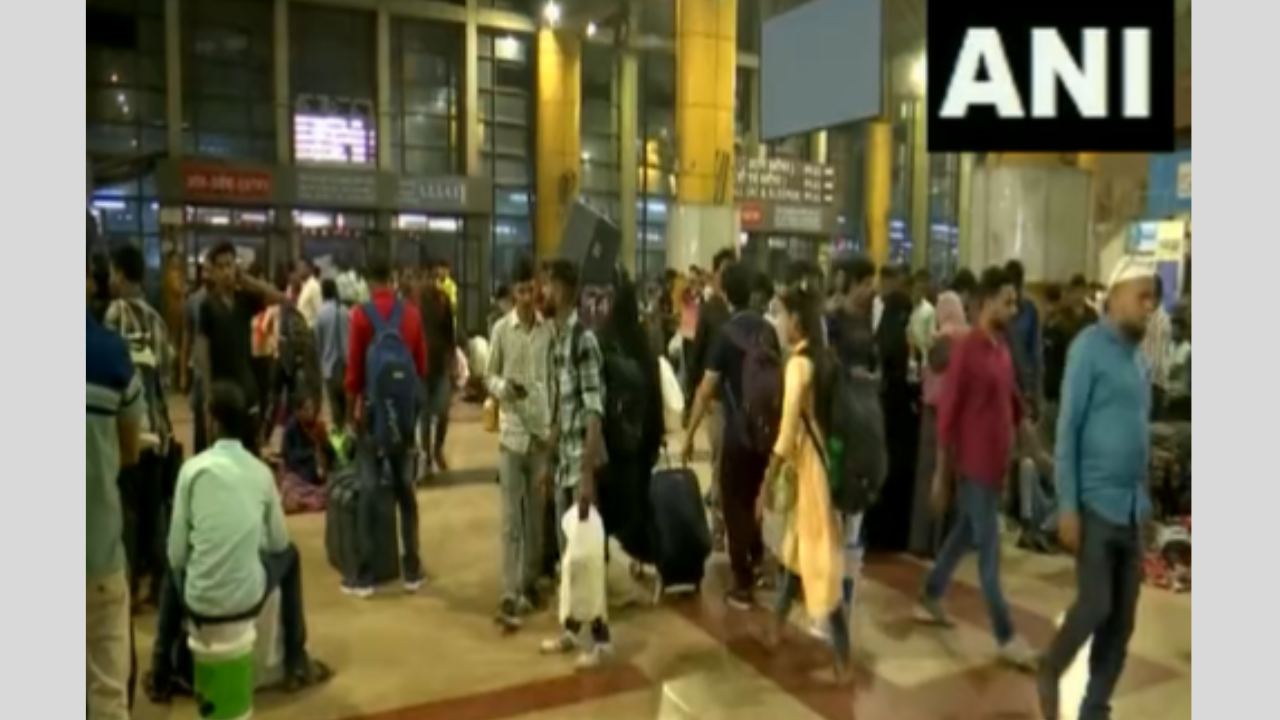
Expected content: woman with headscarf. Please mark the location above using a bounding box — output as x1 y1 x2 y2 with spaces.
908 291 969 558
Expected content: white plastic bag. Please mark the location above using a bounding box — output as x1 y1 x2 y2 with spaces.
558 507 608 624
467 336 490 381
658 356 685 415
453 346 471 389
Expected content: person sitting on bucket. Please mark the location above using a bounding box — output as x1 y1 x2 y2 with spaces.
145 381 333 701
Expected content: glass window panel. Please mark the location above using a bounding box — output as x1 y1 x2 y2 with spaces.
477 59 494 90
493 217 531 247
190 133 275 162
188 62 270 98
402 147 455 175
487 124 526 154
491 35 527 63
88 124 139 154
494 188 530 216
290 4 376 98
191 99 253 133
494 62 529 91
488 155 528 183
402 114 452 146
581 134 617 165
87 48 137 86
403 85 456 116
638 0 675 38
582 99 613 135
88 88 166 124
582 165 618 194
491 93 527 124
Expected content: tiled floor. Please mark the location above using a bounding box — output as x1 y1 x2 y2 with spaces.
133 401 1191 720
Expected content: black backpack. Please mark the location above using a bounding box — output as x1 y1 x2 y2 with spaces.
572 327 647 458
822 362 888 514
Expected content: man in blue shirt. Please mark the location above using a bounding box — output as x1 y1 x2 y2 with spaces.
1038 258 1157 720
88 297 145 720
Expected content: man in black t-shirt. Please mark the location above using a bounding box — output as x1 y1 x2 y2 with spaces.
196 241 288 452
828 256 880 373
683 261 778 609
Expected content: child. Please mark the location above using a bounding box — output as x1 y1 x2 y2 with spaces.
279 398 335 515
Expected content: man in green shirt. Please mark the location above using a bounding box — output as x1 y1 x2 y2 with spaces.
147 382 332 700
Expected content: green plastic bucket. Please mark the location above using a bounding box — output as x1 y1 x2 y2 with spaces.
189 623 257 720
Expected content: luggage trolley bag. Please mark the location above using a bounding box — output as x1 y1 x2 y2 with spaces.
325 466 400 585
649 463 712 597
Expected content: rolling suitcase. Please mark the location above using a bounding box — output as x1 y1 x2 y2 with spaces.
324 466 400 585
649 465 712 594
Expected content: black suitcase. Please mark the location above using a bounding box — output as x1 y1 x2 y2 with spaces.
649 466 712 593
325 466 400 585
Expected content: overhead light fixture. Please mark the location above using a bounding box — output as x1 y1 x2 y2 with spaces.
586 21 598 37
542 1 562 26
910 55 926 95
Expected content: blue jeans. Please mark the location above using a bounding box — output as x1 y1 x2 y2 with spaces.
355 438 422 585
1041 509 1143 720
774 570 851 667
923 479 1016 645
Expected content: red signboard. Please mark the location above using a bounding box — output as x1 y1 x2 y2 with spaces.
183 164 273 201
739 203 764 228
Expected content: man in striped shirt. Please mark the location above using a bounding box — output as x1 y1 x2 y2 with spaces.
88 305 145 720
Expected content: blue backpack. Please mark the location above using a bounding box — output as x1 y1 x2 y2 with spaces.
362 301 419 454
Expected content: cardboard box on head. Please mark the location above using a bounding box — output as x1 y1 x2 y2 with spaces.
559 201 621 331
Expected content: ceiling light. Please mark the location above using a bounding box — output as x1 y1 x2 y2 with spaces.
586 22 598 37
542 1 561 26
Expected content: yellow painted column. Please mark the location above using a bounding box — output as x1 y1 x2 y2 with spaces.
534 29 581 260
670 0 737 270
865 120 892 268
676 0 737 205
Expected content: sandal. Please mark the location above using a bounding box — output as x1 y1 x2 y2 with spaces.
284 659 335 693
142 671 173 704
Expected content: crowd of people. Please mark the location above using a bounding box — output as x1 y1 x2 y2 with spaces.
87 229 1187 719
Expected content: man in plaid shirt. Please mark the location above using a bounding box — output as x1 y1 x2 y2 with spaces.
537 259 612 668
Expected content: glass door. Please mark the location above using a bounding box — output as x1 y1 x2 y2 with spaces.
184 206 276 282
297 210 376 277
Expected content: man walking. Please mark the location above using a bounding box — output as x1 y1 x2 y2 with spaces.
919 266 1044 669
1037 258 1157 720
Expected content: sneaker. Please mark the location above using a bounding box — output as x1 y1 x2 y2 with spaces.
807 620 832 641
404 577 425 594
341 584 375 599
726 588 754 610
574 641 614 669
997 637 1038 671
539 631 579 655
495 598 522 630
916 593 955 627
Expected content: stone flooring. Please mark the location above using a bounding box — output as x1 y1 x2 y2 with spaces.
131 400 1191 720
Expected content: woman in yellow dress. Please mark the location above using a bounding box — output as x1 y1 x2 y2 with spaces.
759 288 850 682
